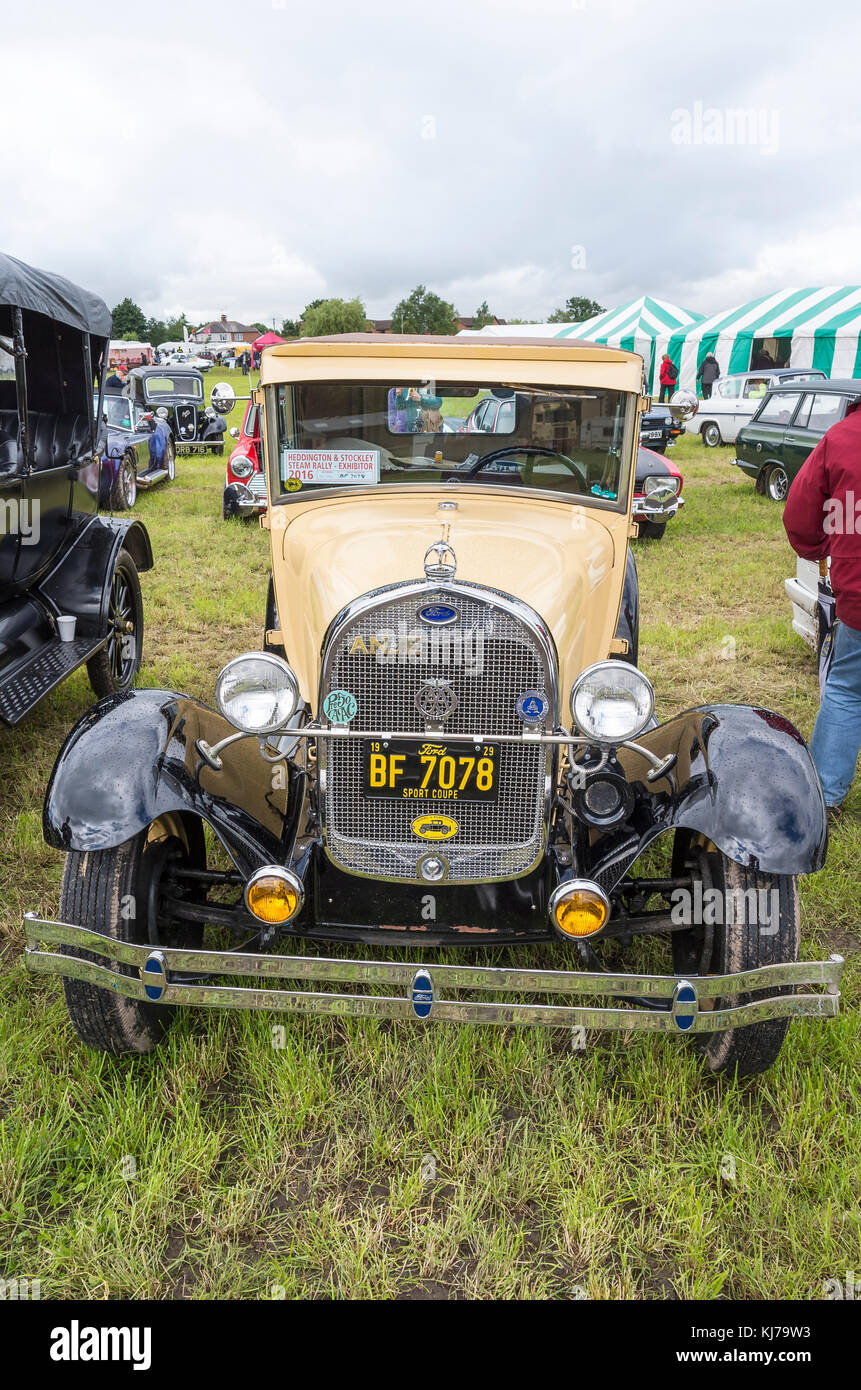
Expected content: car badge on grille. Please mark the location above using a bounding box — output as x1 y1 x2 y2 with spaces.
323 689 358 724
412 814 458 841
424 540 457 581
418 603 459 626
410 968 435 1020
415 679 458 722
516 690 549 725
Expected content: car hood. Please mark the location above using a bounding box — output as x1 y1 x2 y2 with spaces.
272 490 626 709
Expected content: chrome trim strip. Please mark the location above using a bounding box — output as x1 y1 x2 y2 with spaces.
23 918 843 1034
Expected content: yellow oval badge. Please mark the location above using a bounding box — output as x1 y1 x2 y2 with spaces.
412 813 458 841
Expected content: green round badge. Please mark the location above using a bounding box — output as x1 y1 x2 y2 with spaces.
323 689 358 724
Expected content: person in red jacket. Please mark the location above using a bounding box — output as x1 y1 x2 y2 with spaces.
783 403 861 813
658 353 678 404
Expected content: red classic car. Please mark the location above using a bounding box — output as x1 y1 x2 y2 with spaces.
222 399 266 519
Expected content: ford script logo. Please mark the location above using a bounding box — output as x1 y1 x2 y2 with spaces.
410 968 435 1020
141 950 168 1003
418 604 459 626
671 980 698 1032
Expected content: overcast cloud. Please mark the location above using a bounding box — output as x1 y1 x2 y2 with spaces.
2 0 859 325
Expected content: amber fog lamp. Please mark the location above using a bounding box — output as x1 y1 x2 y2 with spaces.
245 867 304 925
549 880 610 939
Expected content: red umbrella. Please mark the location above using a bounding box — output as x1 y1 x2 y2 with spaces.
251 331 285 351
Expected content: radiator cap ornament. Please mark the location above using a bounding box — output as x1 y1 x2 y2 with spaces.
424 541 457 581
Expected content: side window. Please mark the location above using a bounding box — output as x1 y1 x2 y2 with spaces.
793 395 814 430
717 378 742 398
807 394 846 433
754 392 801 425
495 400 516 432
743 377 769 400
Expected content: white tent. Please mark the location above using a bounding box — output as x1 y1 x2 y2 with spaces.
667 287 861 393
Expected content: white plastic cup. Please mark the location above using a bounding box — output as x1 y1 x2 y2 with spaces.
57 615 77 642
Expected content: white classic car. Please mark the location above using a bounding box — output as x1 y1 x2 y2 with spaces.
686 368 826 447
786 556 830 651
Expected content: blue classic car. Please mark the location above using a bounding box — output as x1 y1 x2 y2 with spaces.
98 392 175 509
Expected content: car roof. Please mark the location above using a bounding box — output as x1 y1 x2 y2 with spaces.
765 378 861 394
259 332 644 392
130 365 203 379
725 366 825 379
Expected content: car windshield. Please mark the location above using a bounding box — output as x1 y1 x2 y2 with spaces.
96 393 134 429
274 380 632 505
144 374 202 399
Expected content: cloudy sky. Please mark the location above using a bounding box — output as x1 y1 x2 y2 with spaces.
3 0 859 326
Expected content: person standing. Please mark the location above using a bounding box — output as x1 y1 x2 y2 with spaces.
783 403 861 816
697 352 720 399
658 353 678 403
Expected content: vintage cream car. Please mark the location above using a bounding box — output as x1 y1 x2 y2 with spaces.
25 336 842 1075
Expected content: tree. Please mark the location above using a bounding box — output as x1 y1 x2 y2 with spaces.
111 297 147 340
144 313 189 347
390 285 458 336
547 296 605 325
252 322 270 336
301 297 367 337
471 300 496 330
280 319 302 338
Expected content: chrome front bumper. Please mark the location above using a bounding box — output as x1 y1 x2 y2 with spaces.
23 916 843 1033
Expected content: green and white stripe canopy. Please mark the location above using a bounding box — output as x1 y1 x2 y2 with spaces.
468 297 703 392
666 287 861 393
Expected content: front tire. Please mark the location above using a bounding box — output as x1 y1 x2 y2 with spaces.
638 519 667 540
702 422 722 448
110 452 137 511
165 436 176 481
60 825 202 1054
672 839 801 1076
86 549 143 698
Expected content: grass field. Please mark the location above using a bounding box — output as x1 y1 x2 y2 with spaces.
0 417 858 1300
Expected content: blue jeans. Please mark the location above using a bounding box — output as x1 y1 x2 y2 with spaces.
810 620 861 806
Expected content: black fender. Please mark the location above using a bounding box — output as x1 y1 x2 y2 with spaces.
613 546 639 665
587 703 826 887
43 688 305 878
39 515 153 639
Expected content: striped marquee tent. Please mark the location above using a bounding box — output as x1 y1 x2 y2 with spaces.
667 287 861 394
469 297 703 393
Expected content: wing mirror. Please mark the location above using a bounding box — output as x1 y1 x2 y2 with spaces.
211 382 236 415
668 390 698 422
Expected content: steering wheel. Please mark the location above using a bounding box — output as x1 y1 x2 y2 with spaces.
442 446 588 493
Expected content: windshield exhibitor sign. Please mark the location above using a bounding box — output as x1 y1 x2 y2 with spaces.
282 448 379 486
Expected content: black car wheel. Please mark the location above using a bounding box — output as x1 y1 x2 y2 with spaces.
110 452 137 511
638 519 667 540
165 437 176 481
765 464 789 502
86 549 143 698
60 822 204 1054
702 422 722 447
672 837 801 1076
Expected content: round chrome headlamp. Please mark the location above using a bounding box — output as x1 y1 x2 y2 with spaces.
230 453 254 478
215 651 299 735
570 661 655 742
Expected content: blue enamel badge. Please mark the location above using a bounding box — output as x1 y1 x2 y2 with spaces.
516 690 548 725
410 968 434 1020
419 604 459 626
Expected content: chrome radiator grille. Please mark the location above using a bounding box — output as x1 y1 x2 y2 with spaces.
321 586 555 882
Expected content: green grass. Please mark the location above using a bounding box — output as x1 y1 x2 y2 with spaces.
0 431 858 1300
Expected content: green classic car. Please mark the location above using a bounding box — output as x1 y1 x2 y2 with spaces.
734 379 861 501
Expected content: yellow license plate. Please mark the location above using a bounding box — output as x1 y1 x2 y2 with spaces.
363 740 499 803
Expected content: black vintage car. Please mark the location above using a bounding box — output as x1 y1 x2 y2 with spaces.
124 367 232 455
638 401 684 453
0 253 152 725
